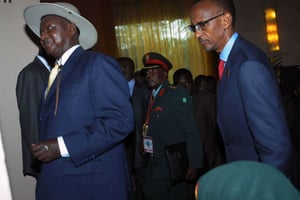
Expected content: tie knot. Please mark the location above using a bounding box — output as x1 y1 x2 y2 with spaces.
53 62 62 70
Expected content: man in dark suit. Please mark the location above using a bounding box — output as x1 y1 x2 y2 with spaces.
117 57 151 200
141 52 203 200
16 47 54 178
189 0 293 176
23 2 134 200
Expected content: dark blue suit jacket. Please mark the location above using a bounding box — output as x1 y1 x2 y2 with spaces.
37 47 134 200
217 36 293 175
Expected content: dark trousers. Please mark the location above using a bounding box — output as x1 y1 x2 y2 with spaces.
134 167 147 200
143 178 188 200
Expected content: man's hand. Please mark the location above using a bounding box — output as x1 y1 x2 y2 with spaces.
31 138 60 163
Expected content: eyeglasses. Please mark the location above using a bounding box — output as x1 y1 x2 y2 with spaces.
188 13 224 32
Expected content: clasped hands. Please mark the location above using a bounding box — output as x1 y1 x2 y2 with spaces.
31 138 60 163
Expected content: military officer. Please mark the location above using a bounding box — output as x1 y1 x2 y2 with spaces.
141 52 203 200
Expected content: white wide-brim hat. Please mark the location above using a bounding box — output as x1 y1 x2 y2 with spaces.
23 2 98 50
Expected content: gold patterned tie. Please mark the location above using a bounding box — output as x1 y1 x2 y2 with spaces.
45 63 60 97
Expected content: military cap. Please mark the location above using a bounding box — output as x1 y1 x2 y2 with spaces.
142 52 172 72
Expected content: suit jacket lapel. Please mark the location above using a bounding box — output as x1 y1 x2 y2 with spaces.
153 81 168 107
217 38 242 111
45 47 84 101
217 60 231 104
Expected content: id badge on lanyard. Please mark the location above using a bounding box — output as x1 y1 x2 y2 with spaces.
142 124 153 154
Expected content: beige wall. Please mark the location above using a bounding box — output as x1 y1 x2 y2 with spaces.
0 1 299 200
0 0 38 200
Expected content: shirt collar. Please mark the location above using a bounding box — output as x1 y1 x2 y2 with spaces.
153 84 163 97
219 32 239 62
128 78 135 96
57 45 80 66
36 55 51 72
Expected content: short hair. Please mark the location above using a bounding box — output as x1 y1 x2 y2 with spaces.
173 68 193 86
116 57 135 71
193 0 236 27
194 74 206 91
206 75 217 92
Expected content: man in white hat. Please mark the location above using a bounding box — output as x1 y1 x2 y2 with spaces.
23 2 134 200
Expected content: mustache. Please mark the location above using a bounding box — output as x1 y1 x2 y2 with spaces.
197 37 206 43
41 38 52 46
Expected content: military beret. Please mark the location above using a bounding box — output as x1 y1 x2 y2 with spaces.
195 161 300 200
142 52 172 72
